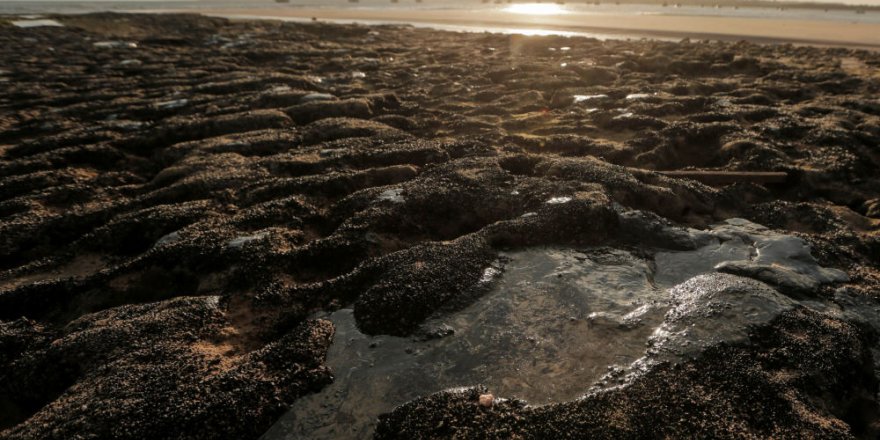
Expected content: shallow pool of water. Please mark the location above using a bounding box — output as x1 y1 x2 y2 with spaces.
10 19 64 28
264 247 669 439
262 218 867 440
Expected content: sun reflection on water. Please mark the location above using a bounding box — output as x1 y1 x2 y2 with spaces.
503 3 569 15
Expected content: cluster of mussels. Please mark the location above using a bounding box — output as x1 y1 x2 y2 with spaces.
1 13 879 439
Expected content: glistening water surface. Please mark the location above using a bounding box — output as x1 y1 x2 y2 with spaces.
262 218 872 440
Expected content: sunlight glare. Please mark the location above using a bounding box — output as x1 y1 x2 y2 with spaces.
504 3 568 15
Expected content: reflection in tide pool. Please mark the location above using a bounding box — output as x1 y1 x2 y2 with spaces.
262 219 860 440
10 19 63 28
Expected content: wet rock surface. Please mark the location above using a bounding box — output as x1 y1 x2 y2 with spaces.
0 13 878 440
267 220 875 439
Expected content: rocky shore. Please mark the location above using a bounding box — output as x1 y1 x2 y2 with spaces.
1 13 879 439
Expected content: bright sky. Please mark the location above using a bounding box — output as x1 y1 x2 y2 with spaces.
3 0 879 5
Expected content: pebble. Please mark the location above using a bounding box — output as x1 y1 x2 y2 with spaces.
478 393 494 407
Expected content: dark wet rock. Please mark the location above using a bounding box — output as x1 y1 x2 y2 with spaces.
195 74 321 95
540 135 625 160
354 235 496 336
0 318 54 372
717 139 789 168
748 200 847 234
1 297 334 439
597 113 667 131
864 199 880 218
658 273 796 356
160 129 301 163
298 117 411 145
285 98 374 125
419 323 455 340
376 308 879 439
716 261 839 296
707 219 850 295
254 90 327 109
371 114 418 131
634 121 741 169
615 209 714 250
126 110 292 153
570 65 618 85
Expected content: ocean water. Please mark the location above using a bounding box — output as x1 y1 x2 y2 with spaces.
2 0 879 25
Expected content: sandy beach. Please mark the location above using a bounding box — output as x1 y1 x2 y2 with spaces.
191 6 880 49
1 10 879 440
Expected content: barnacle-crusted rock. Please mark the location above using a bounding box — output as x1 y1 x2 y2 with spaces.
375 308 878 439
1 12 879 440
